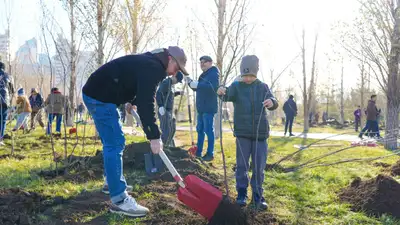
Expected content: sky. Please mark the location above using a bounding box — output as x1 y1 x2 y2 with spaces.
0 0 372 97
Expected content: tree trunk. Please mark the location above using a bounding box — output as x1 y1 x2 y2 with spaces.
385 0 400 150
214 0 226 140
69 0 77 112
360 62 365 128
302 30 309 132
97 0 104 67
340 57 345 124
131 0 140 54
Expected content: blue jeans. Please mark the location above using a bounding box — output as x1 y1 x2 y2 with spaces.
0 106 8 139
83 94 128 204
235 137 268 197
46 113 63 134
360 120 380 137
196 112 215 157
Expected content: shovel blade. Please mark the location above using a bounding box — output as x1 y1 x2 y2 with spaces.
177 175 223 220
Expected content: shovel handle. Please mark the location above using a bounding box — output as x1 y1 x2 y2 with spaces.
159 150 186 188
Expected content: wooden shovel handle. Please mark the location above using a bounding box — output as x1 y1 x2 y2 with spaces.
159 150 186 188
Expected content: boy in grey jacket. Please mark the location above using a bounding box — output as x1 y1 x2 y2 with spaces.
217 55 278 210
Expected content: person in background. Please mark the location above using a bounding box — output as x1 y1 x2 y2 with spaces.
283 95 297 136
45 87 66 135
217 55 278 210
186 55 219 161
322 111 328 123
156 71 184 147
359 95 380 139
118 104 126 124
354 106 361 132
81 46 188 217
29 88 45 130
77 102 86 122
131 105 142 128
0 61 14 145
314 112 320 124
12 88 32 132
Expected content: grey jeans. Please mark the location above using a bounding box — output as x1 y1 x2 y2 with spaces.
158 111 176 147
235 137 268 196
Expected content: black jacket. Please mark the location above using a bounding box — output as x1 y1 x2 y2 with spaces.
283 98 297 118
82 50 169 140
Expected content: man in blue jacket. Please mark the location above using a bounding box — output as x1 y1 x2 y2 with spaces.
156 71 184 147
283 95 297 136
82 46 188 217
186 56 219 161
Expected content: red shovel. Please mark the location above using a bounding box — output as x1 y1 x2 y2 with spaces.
159 150 223 220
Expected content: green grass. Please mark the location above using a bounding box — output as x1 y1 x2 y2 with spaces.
176 130 400 224
0 122 399 224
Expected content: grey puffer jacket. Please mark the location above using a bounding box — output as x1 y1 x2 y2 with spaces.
222 79 278 140
0 70 14 108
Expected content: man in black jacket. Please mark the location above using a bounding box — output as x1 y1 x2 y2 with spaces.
0 61 14 145
283 95 297 136
82 46 188 217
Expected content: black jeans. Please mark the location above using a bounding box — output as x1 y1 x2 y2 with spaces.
285 116 294 134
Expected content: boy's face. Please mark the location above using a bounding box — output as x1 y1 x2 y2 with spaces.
241 75 256 84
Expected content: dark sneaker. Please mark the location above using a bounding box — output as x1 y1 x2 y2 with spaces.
202 154 214 161
358 134 363 139
236 188 247 207
289 133 295 137
109 196 149 217
102 185 133 194
250 193 268 211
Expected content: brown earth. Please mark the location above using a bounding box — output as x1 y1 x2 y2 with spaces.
4 142 278 224
339 174 400 219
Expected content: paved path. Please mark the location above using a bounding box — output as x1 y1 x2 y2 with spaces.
175 126 360 142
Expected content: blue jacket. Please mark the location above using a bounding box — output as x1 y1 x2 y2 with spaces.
156 77 181 111
283 98 297 118
0 70 14 108
222 79 278 140
193 66 219 114
29 93 44 110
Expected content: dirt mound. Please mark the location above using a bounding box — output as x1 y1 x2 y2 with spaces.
0 188 53 225
339 174 400 218
390 160 400 176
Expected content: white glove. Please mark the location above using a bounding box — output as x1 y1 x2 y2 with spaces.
184 76 193 83
217 87 226 95
189 81 198 89
150 139 163 154
158 107 165 116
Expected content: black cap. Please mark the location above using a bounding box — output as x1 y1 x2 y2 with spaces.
199 55 213 62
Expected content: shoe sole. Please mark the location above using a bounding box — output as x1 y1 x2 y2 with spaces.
109 208 147 217
102 188 133 195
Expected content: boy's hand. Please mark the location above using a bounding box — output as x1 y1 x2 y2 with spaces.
263 99 274 108
217 87 226 95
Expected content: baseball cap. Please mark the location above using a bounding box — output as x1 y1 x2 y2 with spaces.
199 55 213 62
168 46 188 75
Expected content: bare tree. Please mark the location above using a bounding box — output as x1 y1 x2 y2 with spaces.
340 57 345 124
337 0 400 149
300 29 318 132
112 0 167 54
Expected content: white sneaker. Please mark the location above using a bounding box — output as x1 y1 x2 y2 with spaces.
109 196 149 217
0 141 5 146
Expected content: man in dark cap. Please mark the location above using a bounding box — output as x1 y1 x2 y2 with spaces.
283 95 297 136
0 61 14 145
82 46 188 217
186 55 219 161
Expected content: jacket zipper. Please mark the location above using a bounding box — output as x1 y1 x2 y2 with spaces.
251 85 255 138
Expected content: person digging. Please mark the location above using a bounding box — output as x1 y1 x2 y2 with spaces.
82 46 188 217
156 71 184 147
217 55 278 210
